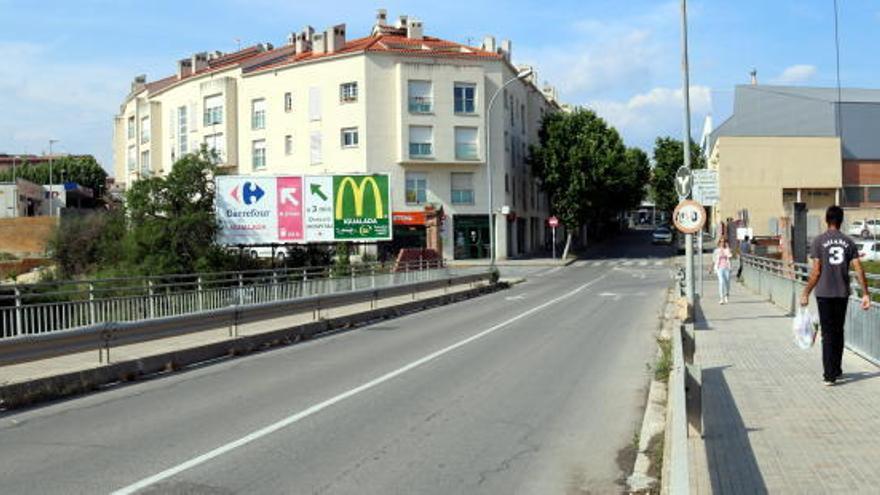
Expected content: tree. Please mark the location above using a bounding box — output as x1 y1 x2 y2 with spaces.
0 155 108 198
649 137 706 214
530 108 646 258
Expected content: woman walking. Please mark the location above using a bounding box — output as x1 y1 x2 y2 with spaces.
711 238 733 304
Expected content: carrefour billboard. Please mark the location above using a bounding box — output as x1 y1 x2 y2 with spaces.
215 174 391 244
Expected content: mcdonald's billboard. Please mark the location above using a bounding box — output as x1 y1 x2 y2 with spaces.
214 174 391 245
333 174 390 240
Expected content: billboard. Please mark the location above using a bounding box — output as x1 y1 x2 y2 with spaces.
215 174 391 244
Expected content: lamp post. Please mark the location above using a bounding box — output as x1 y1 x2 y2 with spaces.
485 67 532 267
48 139 59 217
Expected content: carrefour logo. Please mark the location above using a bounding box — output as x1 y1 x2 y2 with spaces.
230 182 265 205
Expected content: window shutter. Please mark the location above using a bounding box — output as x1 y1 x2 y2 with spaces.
310 131 322 164
409 126 432 144
309 87 321 121
190 102 198 131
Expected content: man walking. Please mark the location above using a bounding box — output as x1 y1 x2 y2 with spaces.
801 206 871 386
737 235 751 280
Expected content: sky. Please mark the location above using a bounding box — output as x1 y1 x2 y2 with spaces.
1 0 878 174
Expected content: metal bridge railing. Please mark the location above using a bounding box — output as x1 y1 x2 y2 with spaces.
741 254 880 366
0 259 468 340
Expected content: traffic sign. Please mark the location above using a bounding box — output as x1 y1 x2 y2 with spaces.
673 199 706 234
692 169 719 206
675 166 693 200
548 216 559 228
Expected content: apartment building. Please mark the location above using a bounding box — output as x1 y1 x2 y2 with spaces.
113 10 561 261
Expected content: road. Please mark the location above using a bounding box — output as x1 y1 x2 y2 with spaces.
0 232 674 494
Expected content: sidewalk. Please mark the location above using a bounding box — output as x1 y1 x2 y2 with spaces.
689 274 880 494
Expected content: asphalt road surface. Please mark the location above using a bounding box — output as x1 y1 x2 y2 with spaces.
0 232 674 494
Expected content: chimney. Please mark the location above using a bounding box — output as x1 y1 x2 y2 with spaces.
407 19 423 40
750 68 758 85
131 74 147 93
258 42 273 52
287 32 296 46
376 8 387 27
500 39 512 61
312 32 326 54
191 52 208 73
177 58 192 79
482 36 496 53
296 26 314 53
327 24 346 52
396 14 409 29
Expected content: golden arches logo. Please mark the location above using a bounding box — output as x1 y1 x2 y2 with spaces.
335 176 385 220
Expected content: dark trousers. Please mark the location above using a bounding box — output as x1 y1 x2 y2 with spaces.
816 297 849 381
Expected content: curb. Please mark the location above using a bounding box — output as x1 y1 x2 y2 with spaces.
0 284 502 411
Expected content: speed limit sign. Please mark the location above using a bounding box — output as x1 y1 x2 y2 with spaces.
673 199 706 234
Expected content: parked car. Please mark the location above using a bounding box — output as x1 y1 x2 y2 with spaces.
856 240 880 262
652 226 673 245
850 219 880 238
848 220 865 237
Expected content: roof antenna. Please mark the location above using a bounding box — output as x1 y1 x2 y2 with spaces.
235 38 241 51
749 68 757 85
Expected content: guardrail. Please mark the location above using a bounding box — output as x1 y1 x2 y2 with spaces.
0 269 493 366
742 254 880 366
0 259 454 340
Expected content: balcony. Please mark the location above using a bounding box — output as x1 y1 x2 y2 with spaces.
455 142 479 161
409 142 433 158
408 96 433 114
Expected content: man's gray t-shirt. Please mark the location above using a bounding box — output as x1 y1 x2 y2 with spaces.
810 229 858 298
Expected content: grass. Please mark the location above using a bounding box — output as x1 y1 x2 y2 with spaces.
654 337 673 382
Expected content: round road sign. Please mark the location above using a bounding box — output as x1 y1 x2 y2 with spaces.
548 216 559 228
673 199 706 234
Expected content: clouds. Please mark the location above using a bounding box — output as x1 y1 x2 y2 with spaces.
588 86 713 151
770 64 818 85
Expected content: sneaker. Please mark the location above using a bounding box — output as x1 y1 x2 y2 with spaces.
823 379 836 386
719 299 725 305
724 296 729 304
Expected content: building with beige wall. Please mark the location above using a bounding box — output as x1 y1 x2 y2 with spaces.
113 10 560 261
708 84 880 238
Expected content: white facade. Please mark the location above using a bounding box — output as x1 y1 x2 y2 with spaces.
113 12 561 260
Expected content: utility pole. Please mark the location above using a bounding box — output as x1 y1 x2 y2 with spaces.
48 139 59 217
681 0 694 305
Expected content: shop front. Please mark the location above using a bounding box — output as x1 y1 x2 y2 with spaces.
453 215 490 260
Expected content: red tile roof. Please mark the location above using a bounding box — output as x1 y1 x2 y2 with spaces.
142 32 503 96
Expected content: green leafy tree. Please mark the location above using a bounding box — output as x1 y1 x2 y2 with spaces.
0 155 108 198
649 137 706 214
530 108 646 257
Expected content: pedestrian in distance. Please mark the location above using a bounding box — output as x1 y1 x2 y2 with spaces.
710 238 733 304
737 235 751 281
801 206 871 386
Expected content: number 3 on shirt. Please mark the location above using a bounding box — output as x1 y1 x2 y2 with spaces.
829 246 845 265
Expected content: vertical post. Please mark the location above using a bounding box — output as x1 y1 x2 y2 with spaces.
552 227 557 260
371 266 376 289
681 0 694 306
147 280 155 319
273 270 279 301
197 276 204 311
88 282 96 325
350 266 356 292
238 272 244 306
13 286 22 337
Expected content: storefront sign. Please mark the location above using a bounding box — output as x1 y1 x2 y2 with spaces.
393 211 427 226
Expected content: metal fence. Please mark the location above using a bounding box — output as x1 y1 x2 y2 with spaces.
0 260 468 340
741 254 880 366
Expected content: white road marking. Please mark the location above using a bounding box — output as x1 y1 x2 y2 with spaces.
639 261 648 266
654 261 663 266
505 293 527 301
623 261 635 266
111 275 609 495
591 261 602 267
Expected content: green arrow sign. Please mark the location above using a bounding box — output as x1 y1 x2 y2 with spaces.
310 183 328 201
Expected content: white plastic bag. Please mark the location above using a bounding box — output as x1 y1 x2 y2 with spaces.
792 306 818 349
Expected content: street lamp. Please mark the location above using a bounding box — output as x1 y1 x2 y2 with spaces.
48 139 59 217
485 67 533 267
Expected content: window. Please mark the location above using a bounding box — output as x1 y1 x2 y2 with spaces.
341 127 359 148
284 92 293 112
284 135 293 156
127 145 136 171
869 187 880 203
455 126 479 160
454 83 476 114
252 139 266 170
309 87 321 121
409 126 433 158
503 89 508 109
843 187 863 205
203 94 223 126
310 131 322 165
505 173 509 193
177 106 188 156
451 172 474 204
521 104 526 134
408 80 433 113
140 116 150 144
340 82 358 103
252 98 266 130
405 172 428 204
140 150 151 172
204 133 225 163
509 95 515 126
127 116 135 140
504 131 509 150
